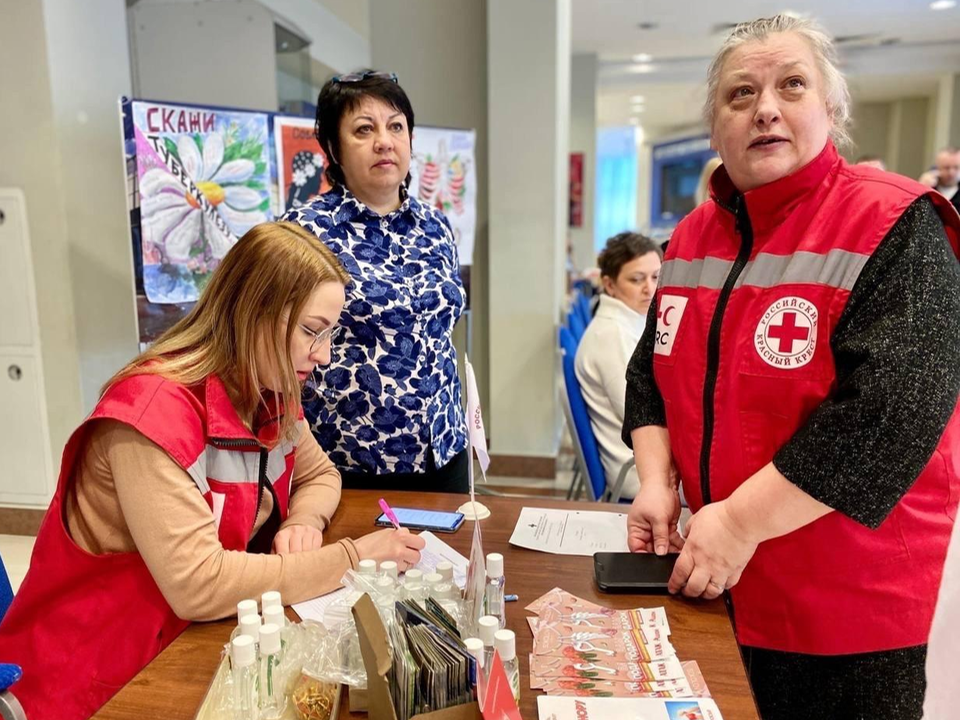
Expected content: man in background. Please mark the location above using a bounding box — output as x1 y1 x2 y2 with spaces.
919 148 960 214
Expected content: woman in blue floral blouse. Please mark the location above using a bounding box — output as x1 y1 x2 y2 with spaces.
283 70 469 493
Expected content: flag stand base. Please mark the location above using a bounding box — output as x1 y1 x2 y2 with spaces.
458 501 491 520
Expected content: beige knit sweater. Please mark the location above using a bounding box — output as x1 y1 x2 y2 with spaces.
63 418 358 621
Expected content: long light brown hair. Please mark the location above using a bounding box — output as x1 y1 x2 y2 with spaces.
105 222 350 440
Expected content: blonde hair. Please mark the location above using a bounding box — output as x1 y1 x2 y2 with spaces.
106 222 350 441
695 157 724 206
703 14 851 149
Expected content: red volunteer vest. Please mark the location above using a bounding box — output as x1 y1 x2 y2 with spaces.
654 142 960 654
0 373 298 720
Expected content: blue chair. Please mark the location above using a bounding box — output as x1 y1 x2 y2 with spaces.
0 553 12 622
0 663 25 720
559 327 632 503
566 309 586 343
574 291 592 326
0 555 24 720
571 278 594 297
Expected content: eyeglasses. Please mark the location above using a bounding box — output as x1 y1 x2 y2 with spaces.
299 323 343 352
332 70 398 84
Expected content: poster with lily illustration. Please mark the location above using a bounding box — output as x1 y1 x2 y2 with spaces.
132 100 272 303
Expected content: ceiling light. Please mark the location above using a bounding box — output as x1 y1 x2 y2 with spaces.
631 95 646 103
930 0 956 8
630 64 656 74
632 53 653 63
632 108 645 115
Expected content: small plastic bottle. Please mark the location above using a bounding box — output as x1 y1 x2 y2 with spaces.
263 604 285 630
258 622 284 719
374 565 398 626
402 568 424 600
376 574 396 591
477 616 500 671
261 590 282 613
262 605 288 649
464 637 485 691
380 560 399 580
358 558 378 576
493 629 520 705
436 561 455 583
423 572 443 600
485 553 506 628
238 614 261 646
434 580 457 601
237 599 258 625
230 635 258 720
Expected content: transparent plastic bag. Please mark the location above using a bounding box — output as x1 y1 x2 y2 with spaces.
290 671 340 720
194 645 236 720
301 614 368 688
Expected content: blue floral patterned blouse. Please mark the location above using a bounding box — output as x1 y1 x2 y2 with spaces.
283 185 468 474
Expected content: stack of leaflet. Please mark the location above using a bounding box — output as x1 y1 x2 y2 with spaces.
525 588 713 700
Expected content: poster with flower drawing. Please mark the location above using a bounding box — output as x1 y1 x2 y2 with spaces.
408 126 477 266
274 116 331 213
132 101 272 303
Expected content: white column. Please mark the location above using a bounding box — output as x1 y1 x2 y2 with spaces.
42 0 139 412
487 0 571 463
0 1 84 500
934 73 960 152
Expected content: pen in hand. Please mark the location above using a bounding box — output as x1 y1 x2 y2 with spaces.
379 498 402 530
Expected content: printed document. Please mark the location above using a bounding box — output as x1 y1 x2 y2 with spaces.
509 507 629 556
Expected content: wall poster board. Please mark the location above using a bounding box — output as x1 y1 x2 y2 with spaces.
121 97 476 346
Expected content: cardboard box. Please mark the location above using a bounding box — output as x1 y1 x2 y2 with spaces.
352 594 482 720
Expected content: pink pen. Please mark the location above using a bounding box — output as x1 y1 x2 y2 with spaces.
379 498 402 530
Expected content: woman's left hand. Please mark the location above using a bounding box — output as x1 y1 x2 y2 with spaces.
668 500 759 600
273 524 324 554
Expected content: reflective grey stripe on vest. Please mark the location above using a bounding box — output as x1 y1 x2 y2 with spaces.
186 441 297 493
186 455 209 495
660 249 871 292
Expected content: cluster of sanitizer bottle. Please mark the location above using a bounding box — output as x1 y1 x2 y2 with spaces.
229 590 289 720
465 552 520 705
226 550 520 717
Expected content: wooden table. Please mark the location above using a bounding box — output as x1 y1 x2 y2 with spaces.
94 490 760 720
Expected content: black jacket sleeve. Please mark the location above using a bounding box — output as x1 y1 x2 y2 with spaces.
773 196 960 528
622 295 667 448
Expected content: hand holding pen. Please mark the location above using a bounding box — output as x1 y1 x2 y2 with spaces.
352 499 426 571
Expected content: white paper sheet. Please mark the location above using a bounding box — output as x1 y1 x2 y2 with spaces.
537 696 725 720
509 507 629 556
291 531 470 625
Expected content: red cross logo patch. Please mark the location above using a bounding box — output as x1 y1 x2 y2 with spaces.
754 296 818 369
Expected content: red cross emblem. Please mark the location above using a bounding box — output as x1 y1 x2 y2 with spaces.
754 297 818 369
766 312 811 354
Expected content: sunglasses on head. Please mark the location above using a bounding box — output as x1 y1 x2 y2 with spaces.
332 71 398 84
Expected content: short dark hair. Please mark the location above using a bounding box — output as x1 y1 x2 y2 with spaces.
597 232 662 279
314 70 415 187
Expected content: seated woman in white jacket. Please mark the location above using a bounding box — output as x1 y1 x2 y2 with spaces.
575 232 662 499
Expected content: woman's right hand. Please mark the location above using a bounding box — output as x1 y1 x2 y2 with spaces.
627 480 684 555
353 528 426 571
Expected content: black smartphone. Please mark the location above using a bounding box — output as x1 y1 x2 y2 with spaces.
374 507 465 533
594 551 679 593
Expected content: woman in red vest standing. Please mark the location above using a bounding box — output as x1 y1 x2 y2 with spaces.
0 222 426 720
623 15 960 720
